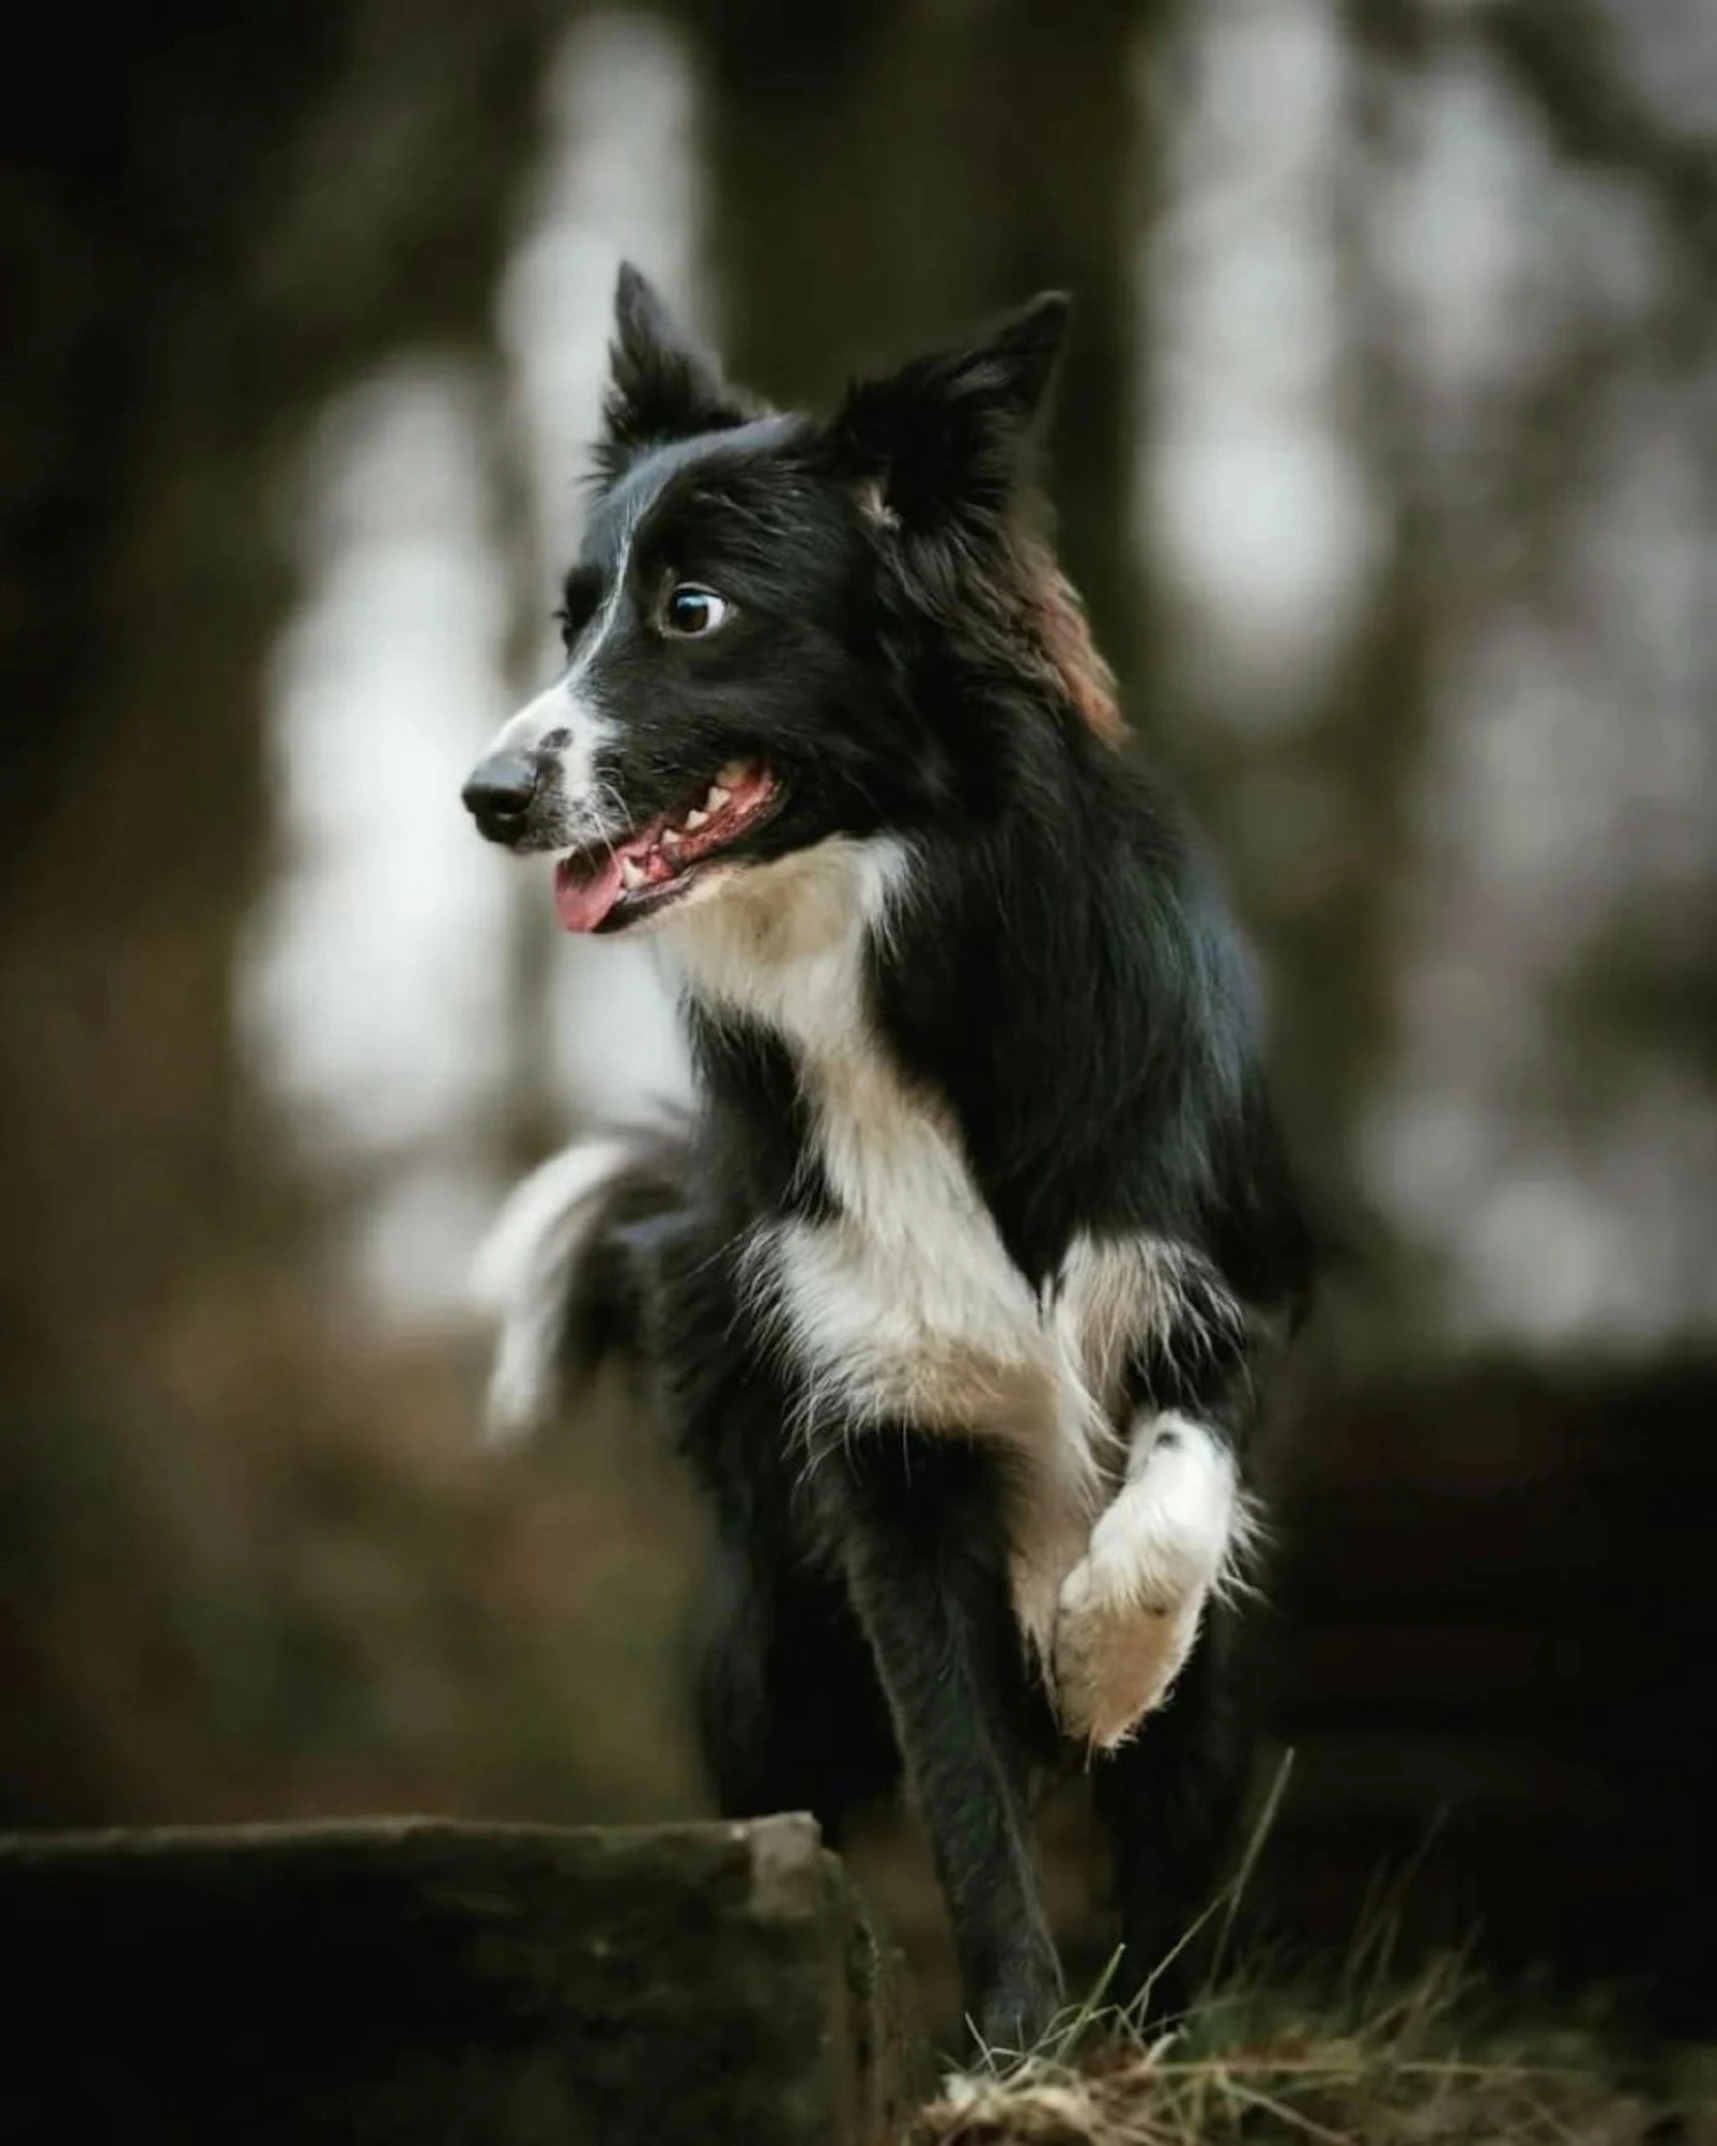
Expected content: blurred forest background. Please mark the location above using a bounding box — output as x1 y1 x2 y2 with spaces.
3 0 1713 2038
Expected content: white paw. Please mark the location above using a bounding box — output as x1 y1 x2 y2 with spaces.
1050 1415 1238 1750
1053 1532 1205 1750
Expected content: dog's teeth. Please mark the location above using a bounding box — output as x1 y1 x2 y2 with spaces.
683 806 709 831
715 760 748 787
706 785 731 812
619 856 647 891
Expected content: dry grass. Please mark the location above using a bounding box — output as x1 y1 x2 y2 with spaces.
911 1955 1708 2144
910 1763 1713 2145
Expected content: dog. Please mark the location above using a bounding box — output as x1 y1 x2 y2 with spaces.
462 265 1312 2052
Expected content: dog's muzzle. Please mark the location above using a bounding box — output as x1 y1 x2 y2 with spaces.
462 751 543 845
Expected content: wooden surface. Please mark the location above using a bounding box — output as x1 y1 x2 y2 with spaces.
1 1814 929 2146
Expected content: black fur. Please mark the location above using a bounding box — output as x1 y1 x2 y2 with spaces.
469 268 1313 2053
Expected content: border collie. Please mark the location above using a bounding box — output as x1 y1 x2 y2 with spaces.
463 266 1311 2051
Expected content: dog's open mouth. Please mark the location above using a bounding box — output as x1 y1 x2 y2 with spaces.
553 760 781 934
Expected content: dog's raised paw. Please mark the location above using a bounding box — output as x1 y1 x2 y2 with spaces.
1053 1543 1203 1750
1050 1428 1236 1749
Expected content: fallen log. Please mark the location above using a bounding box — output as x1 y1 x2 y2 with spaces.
2 1812 928 2145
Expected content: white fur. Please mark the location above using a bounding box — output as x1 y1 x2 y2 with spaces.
661 835 1245 1666
484 517 634 817
471 1135 644 1444
491 678 616 799
1054 1411 1246 1749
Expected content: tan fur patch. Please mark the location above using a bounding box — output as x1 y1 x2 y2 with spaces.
1021 544 1126 748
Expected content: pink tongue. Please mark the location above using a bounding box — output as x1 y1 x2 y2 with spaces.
554 852 626 933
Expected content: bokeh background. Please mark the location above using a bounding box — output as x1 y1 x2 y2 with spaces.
4 0 1714 2037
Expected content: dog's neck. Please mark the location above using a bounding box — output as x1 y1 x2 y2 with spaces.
658 834 910 1058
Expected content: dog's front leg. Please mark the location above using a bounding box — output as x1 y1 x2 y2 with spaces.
823 1431 1063 2056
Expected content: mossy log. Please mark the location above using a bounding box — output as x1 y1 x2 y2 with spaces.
2 1812 928 2144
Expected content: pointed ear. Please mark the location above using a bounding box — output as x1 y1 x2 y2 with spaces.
820 292 1071 530
597 263 759 481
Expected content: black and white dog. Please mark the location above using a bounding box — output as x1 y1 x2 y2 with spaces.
463 266 1311 2050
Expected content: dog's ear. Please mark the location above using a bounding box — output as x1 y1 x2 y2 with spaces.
820 293 1071 532
596 264 758 484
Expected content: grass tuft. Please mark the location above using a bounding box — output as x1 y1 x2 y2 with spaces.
913 1954 1701 2144
912 1759 1709 2144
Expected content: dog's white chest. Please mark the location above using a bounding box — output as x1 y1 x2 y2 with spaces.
668 834 1186 1647
771 1046 1051 1427
671 839 1128 1444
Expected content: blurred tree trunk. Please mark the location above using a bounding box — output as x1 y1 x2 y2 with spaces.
0 0 555 1819
0 5 337 1400
982 0 1157 695
0 0 552 1407
684 0 1153 691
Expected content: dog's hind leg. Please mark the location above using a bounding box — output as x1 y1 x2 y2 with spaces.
693 1524 900 1848
1090 1598 1254 2027
822 1432 1063 2058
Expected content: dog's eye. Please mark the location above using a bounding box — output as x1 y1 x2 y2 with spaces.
663 585 729 637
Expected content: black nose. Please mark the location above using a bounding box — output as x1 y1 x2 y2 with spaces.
462 751 540 831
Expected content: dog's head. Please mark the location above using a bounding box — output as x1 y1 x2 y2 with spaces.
462 264 1116 935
